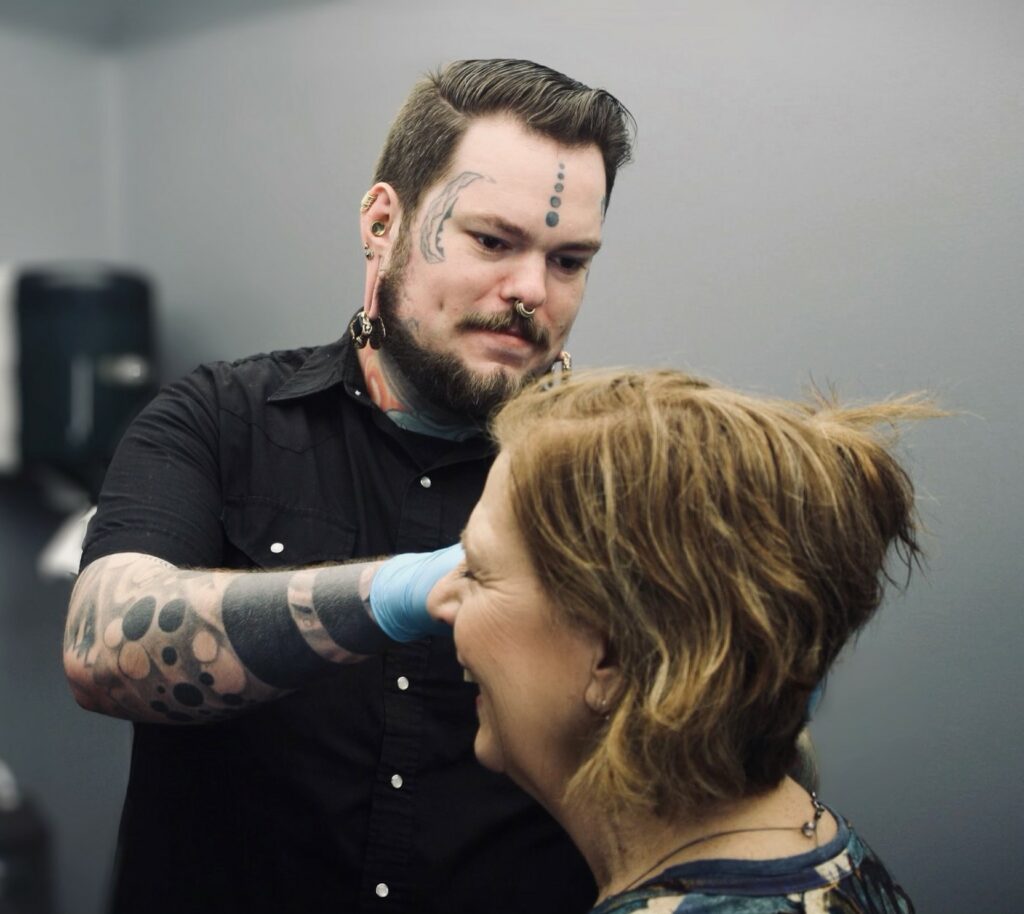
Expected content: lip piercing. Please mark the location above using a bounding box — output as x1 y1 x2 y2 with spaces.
514 299 535 318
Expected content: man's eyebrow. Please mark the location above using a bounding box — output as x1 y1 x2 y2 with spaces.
472 214 602 254
560 238 603 255
473 214 530 243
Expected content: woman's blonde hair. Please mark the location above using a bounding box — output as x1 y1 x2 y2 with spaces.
490 369 938 817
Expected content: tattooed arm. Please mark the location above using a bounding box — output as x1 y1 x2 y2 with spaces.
63 551 393 724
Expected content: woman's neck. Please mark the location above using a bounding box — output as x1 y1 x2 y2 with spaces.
560 778 837 904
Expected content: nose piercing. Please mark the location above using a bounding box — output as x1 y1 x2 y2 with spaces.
514 299 535 319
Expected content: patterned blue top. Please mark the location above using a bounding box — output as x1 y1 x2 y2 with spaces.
591 815 914 913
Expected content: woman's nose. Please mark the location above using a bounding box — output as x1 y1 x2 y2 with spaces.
427 571 461 627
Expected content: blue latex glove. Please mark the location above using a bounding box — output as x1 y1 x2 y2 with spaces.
369 543 464 642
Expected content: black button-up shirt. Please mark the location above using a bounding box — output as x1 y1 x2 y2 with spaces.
83 337 595 914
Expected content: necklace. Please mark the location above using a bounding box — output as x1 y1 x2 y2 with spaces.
619 791 826 894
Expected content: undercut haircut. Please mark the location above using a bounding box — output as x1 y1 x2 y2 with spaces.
373 58 635 220
491 369 941 818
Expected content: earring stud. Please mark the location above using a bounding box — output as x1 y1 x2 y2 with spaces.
363 244 374 260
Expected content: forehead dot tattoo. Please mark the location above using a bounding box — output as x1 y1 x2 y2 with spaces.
546 162 566 228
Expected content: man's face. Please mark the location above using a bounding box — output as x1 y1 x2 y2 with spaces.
378 115 606 419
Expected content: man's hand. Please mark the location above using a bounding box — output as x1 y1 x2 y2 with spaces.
369 543 464 642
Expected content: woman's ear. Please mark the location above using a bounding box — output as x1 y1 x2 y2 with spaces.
584 636 622 718
359 182 404 320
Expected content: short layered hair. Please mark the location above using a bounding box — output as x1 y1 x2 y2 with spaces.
373 59 635 219
491 369 937 817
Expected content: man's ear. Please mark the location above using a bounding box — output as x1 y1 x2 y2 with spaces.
584 635 622 718
359 182 405 320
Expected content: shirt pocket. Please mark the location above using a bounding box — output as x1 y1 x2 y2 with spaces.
222 496 357 569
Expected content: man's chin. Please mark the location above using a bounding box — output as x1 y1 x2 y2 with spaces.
451 364 532 420
376 279 547 419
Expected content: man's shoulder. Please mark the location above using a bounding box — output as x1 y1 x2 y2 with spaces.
199 345 319 385
169 341 344 409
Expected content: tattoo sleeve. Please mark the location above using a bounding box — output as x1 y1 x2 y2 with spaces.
63 553 392 724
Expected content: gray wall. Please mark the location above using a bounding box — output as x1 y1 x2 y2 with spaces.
0 21 116 261
0 17 128 914
1 2 1020 913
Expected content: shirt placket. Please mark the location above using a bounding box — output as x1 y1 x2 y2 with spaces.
359 464 445 910
360 643 429 909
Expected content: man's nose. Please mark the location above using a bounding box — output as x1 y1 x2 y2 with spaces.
505 253 548 312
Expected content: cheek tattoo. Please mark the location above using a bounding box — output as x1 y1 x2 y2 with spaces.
546 162 565 228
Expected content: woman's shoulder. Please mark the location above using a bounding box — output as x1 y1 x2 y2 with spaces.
590 819 914 914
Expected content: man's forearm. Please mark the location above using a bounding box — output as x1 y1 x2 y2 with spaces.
64 552 392 724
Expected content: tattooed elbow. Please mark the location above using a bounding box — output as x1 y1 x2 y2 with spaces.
64 651 95 707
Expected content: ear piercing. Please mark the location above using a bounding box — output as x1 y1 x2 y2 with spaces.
349 309 386 349
360 191 378 213
364 219 386 258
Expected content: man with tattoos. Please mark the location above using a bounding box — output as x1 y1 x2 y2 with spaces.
63 59 634 914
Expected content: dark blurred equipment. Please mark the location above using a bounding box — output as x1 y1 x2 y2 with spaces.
0 759 51 914
14 265 158 499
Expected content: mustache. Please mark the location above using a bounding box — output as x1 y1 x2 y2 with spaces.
457 310 549 347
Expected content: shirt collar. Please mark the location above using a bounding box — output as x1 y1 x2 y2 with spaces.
266 334 360 403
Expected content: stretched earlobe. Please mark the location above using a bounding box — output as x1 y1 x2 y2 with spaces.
360 183 405 321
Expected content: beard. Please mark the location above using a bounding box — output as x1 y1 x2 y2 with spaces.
376 269 552 423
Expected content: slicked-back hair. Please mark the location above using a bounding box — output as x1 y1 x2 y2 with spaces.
491 369 939 818
373 59 634 220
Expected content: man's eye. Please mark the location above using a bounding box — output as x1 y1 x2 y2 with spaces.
552 255 587 274
458 565 477 581
475 234 507 252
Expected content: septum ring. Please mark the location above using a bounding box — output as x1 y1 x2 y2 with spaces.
514 299 535 319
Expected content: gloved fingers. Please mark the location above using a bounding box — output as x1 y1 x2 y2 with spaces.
370 543 465 642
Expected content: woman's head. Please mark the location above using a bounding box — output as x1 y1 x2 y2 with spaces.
477 369 934 817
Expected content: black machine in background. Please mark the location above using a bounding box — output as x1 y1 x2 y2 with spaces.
15 265 158 500
0 759 51 914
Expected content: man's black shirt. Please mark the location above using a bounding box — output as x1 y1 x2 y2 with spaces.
83 337 595 913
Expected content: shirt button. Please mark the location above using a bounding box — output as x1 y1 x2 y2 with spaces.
375 882 389 898
269 542 284 554
419 476 432 488
396 676 410 691
390 774 403 789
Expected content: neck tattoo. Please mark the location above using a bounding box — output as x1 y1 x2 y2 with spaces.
362 348 480 441
619 792 827 894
